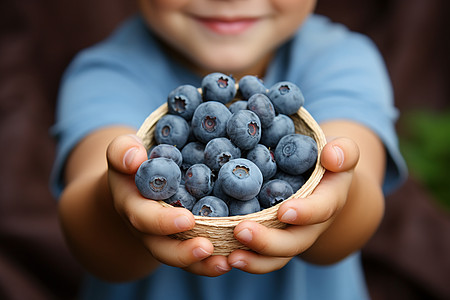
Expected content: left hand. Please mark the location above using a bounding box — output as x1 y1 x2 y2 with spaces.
227 137 360 273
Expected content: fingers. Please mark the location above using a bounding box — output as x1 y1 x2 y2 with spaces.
107 134 148 174
320 137 359 173
228 250 292 274
233 220 325 257
277 170 353 226
143 235 231 277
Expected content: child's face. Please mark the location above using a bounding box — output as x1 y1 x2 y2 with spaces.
138 0 317 79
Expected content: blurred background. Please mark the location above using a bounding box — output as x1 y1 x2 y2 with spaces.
0 0 448 299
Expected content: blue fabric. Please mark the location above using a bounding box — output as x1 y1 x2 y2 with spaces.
51 14 407 300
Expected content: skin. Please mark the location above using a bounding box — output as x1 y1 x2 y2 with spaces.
58 0 386 281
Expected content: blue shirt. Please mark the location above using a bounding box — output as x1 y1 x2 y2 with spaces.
51 14 407 300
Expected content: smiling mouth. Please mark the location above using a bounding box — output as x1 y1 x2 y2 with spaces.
195 17 258 35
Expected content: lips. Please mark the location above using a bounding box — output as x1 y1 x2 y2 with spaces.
195 17 258 35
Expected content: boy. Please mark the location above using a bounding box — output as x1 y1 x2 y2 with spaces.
52 0 407 299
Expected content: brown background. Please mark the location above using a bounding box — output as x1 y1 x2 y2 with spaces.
0 1 449 299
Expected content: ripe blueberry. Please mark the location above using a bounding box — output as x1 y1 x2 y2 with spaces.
275 134 318 175
184 163 214 199
167 84 202 120
181 141 205 169
217 158 263 201
135 157 181 200
226 110 261 150
148 144 182 166
258 179 293 208
247 93 275 128
192 196 229 217
164 185 197 210
204 137 241 172
246 144 277 181
238 75 267 99
154 114 190 148
201 72 236 104
268 81 304 115
228 197 261 216
260 114 295 149
191 101 232 144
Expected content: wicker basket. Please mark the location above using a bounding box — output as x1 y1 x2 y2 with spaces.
136 92 326 256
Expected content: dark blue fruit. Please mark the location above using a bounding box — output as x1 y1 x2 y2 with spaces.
181 141 205 169
247 93 275 128
217 158 263 201
204 138 241 172
260 114 295 149
274 171 306 192
268 81 304 115
154 114 190 148
191 101 232 144
228 197 261 216
226 110 261 150
275 134 318 175
238 75 267 99
258 179 293 208
184 163 214 199
245 144 277 181
201 72 236 104
167 84 202 120
135 158 181 200
192 196 229 217
228 100 248 114
164 185 197 210
148 144 182 166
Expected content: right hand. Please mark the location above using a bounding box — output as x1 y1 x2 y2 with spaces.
106 134 231 276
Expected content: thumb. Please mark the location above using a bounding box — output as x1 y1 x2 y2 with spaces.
106 134 148 174
320 137 359 173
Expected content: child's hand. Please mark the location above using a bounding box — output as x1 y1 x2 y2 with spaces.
106 134 231 277
227 137 361 273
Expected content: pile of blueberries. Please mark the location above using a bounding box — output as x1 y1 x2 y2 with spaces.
135 72 318 217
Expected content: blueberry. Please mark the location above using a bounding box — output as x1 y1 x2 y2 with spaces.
273 171 306 191
217 158 263 201
191 101 232 144
135 158 181 200
201 72 236 104
148 144 182 166
181 141 205 169
258 179 293 208
154 114 190 148
164 185 197 210
238 75 267 99
247 93 275 128
212 179 235 205
167 84 202 120
184 163 214 199
245 144 277 181
228 100 248 114
268 81 304 115
275 134 318 175
260 114 295 149
192 196 229 217
228 197 261 216
204 137 241 172
226 110 261 150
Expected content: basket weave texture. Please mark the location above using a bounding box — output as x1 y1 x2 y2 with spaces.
136 98 326 255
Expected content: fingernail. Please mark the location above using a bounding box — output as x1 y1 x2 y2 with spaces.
236 228 252 243
281 208 297 222
215 264 231 273
174 215 192 231
231 260 247 269
333 145 344 168
193 247 211 259
123 147 138 168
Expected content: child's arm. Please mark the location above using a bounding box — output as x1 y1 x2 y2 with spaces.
227 120 386 273
58 126 231 282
